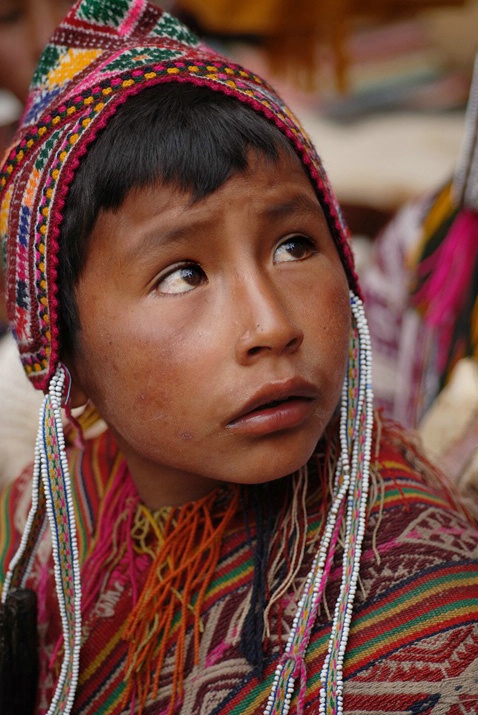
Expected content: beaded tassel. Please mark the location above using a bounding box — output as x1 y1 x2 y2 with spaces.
319 293 373 714
1 364 82 715
263 292 373 715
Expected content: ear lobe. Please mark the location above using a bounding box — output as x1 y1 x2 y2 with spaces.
61 357 89 409
68 380 89 410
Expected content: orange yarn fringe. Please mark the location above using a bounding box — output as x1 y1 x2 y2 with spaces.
121 486 240 715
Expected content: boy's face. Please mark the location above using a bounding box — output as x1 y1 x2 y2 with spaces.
69 149 351 508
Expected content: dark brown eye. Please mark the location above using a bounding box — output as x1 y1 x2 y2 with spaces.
274 235 316 263
156 264 206 294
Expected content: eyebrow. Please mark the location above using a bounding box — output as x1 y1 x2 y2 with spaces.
262 193 326 221
121 219 209 267
121 191 326 266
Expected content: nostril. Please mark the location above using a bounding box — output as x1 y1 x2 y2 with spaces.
248 346 262 356
286 334 303 352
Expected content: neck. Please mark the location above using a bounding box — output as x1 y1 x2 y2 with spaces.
116 448 223 509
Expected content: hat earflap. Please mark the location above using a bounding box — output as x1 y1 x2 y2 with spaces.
1 364 81 715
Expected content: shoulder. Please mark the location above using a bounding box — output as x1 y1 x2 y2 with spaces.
360 415 478 619
371 415 475 522
368 411 477 554
342 417 478 705
364 416 478 569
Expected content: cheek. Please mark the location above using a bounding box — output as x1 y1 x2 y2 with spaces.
325 284 351 354
75 308 207 425
308 271 351 388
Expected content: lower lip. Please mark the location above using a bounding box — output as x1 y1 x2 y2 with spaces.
227 398 315 436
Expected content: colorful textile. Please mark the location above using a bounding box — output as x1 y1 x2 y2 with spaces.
1 419 477 715
362 55 478 430
0 0 356 392
362 186 478 429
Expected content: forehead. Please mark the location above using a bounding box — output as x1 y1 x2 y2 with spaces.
85 148 335 268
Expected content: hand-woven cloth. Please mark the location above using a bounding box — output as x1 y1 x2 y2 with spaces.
1 418 477 715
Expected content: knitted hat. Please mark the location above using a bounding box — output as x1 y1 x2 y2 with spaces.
0 0 358 392
0 3 372 714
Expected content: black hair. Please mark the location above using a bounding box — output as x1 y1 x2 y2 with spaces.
58 81 296 353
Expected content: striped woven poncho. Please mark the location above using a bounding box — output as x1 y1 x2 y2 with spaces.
1 417 477 714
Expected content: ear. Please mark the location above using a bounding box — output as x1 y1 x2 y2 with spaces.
61 354 89 409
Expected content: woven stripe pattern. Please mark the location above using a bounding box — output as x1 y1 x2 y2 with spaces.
1 420 477 714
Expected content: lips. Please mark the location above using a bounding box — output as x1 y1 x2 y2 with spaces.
226 379 318 436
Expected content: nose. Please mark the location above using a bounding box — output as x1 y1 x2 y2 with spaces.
234 271 304 364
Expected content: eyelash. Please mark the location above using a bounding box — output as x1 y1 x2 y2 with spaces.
273 234 317 263
155 262 207 295
154 233 317 295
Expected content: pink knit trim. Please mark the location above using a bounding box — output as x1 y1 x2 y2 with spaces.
119 0 146 37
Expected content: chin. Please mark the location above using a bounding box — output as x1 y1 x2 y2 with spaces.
231 439 318 486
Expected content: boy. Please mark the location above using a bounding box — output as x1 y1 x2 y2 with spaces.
0 1 477 714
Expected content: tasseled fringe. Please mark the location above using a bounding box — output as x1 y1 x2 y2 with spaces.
239 467 314 675
121 486 240 715
1 364 81 715
408 54 478 384
263 466 310 642
231 447 341 680
239 434 344 676
408 182 456 273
